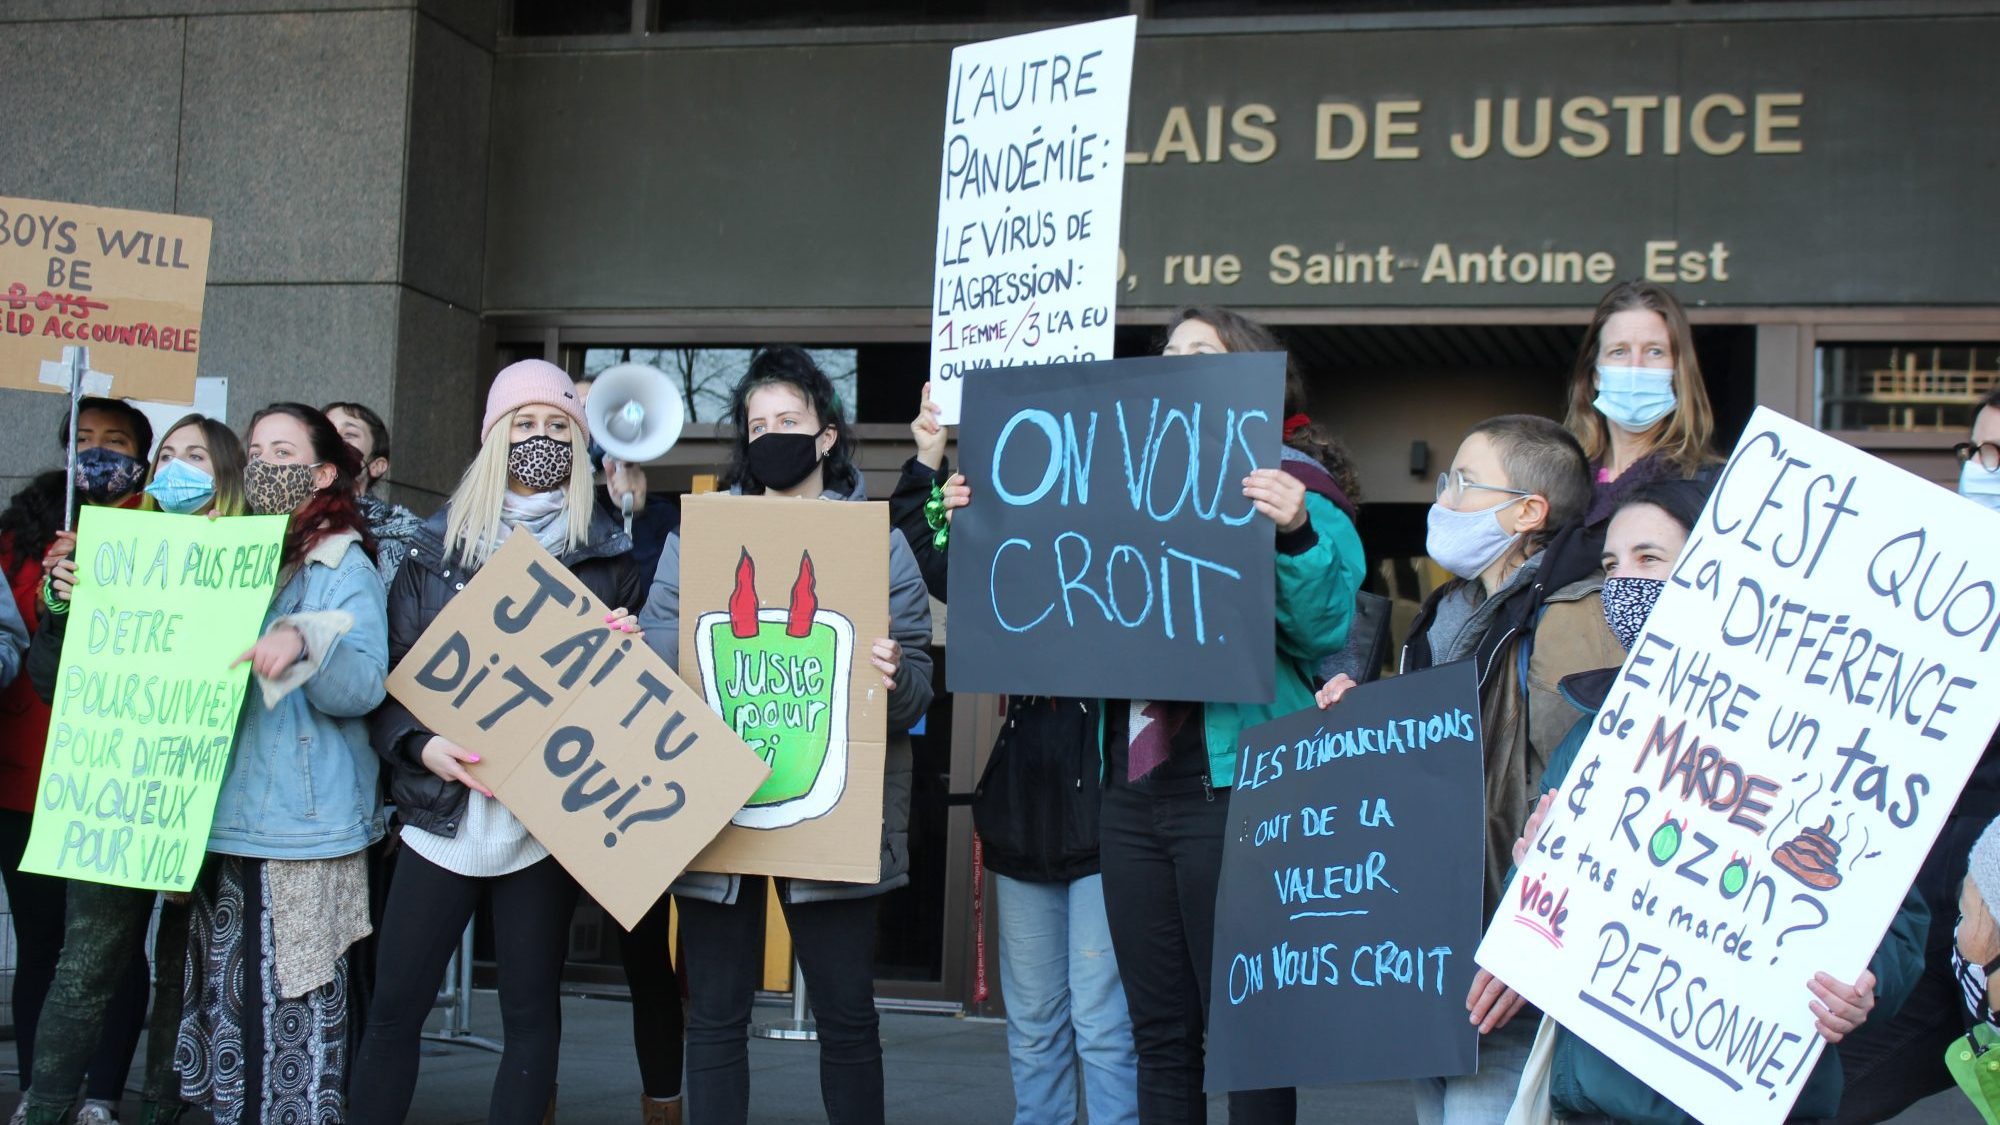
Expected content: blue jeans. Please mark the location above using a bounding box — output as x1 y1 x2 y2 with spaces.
995 873 1138 1125
1412 1013 1538 1125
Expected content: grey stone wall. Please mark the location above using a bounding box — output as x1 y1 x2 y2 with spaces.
0 0 496 514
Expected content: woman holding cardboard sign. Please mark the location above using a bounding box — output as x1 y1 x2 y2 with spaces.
355 361 646 1125
636 346 935 1125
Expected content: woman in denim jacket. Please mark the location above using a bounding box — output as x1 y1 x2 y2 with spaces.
176 403 389 1125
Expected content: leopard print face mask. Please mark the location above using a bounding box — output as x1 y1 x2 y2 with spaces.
508 435 574 493
244 460 320 516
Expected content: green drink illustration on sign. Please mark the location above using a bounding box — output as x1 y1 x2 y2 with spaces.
695 548 852 830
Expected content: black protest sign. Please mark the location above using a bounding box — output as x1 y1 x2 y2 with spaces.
946 353 1283 702
1206 661 1485 1092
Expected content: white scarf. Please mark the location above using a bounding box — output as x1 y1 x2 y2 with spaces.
500 489 572 557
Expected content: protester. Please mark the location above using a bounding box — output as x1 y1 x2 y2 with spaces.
0 420 140 1125
1540 282 1720 591
1317 413 1620 1124
174 403 387 1125
938 308 1363 1123
325 402 424 585
1947 820 2000 1122
899 384 1138 1125
354 361 638 1125
61 397 154 513
637 346 933 1125
10 401 204 1125
1494 480 1927 1124
140 413 248 517
1825 390 2000 1123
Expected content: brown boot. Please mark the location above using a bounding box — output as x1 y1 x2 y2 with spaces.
641 1095 682 1125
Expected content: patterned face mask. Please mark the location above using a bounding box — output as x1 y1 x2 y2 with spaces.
1600 576 1666 650
73 446 148 505
508 436 574 493
244 460 320 516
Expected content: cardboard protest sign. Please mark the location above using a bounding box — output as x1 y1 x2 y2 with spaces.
947 353 1284 702
1477 408 2000 1125
0 197 212 404
677 494 890 883
1207 662 1485 1091
386 534 769 928
23 508 285 890
927 16 1136 424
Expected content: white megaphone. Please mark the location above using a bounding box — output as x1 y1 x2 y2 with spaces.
585 363 685 532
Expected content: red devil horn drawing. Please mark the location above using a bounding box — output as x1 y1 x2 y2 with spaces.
786 551 818 639
728 548 759 638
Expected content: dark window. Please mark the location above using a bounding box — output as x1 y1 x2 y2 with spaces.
1152 0 1659 15
659 0 1128 31
1817 343 2000 434
510 0 630 36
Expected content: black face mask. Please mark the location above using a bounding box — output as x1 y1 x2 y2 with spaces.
745 430 824 492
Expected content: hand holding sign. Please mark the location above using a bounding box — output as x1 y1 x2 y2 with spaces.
24 508 287 891
1475 409 2000 1125
386 534 769 929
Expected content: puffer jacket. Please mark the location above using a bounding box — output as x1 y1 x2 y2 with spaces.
1402 560 1625 923
207 531 388 859
639 474 935 905
368 503 641 837
1536 670 1931 1124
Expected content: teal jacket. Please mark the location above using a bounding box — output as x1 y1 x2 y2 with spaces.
1537 672 1931 1124
1101 491 1360 790
1201 492 1365 787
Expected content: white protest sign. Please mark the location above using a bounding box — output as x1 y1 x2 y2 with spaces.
927 16 1136 425
1476 408 2000 1125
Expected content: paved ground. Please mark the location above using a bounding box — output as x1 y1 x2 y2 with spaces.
0 994 1981 1122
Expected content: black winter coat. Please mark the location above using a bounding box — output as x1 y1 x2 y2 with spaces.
889 457 1102 882
368 504 642 838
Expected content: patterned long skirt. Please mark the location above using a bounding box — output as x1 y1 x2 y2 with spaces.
176 855 357 1125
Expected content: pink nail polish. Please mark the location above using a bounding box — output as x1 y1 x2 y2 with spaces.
469 754 481 763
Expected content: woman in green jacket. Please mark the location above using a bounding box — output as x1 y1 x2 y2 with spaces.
946 307 1366 1124
1507 480 1925 1124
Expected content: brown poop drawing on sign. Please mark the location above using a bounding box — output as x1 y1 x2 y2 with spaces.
1772 817 1843 890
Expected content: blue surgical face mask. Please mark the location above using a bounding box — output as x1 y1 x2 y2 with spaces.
1594 365 1678 433
145 457 215 515
1425 495 1526 580
1961 461 2000 513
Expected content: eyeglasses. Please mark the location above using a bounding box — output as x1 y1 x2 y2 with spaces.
1956 442 2000 472
1436 470 1532 505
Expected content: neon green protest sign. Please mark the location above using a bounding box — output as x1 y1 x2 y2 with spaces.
22 507 288 890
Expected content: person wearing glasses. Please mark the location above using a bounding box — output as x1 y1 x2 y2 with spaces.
1820 389 2000 1124
1317 415 1621 1125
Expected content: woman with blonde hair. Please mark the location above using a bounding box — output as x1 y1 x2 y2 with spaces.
140 412 249 517
355 360 643 1125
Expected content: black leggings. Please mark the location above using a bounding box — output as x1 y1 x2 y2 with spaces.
1099 780 1296 1125
348 851 580 1125
618 892 685 1099
677 883 883 1125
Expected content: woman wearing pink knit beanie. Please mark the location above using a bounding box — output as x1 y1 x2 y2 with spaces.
352 358 648 1125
